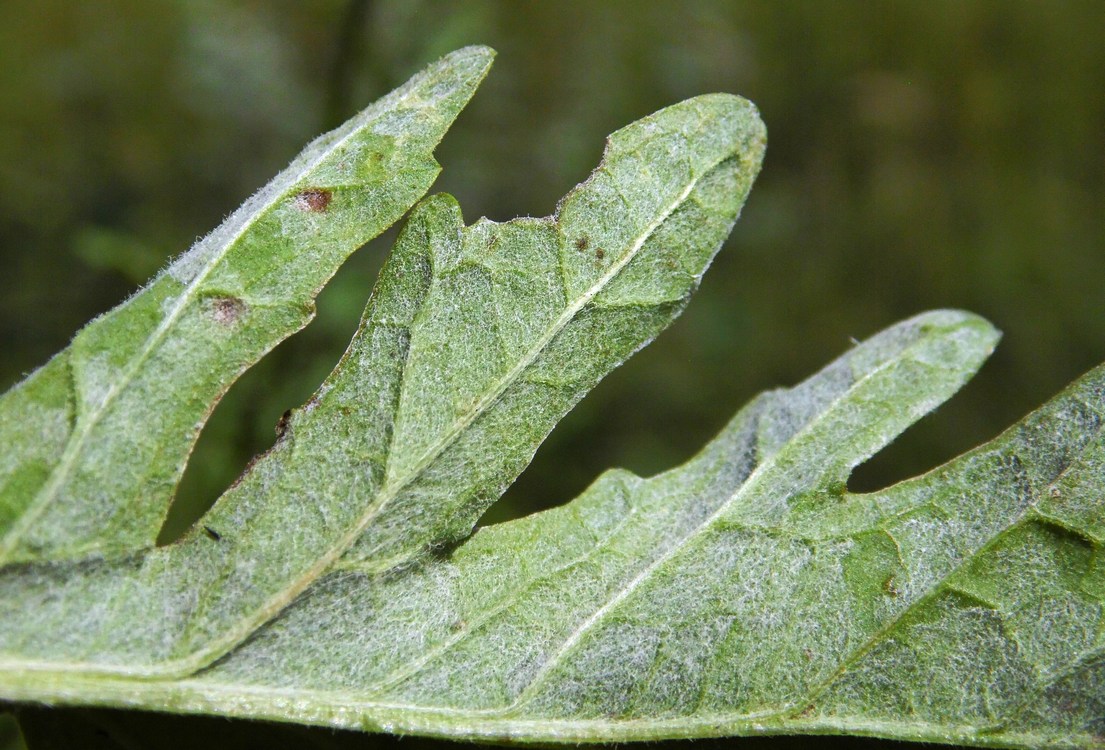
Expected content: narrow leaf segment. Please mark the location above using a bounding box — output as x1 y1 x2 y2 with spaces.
2 47 1101 750
0 46 494 564
0 89 767 685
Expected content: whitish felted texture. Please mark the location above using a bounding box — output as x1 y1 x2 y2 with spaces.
0 46 494 564
0 88 767 687
2 51 1101 750
13 311 1104 750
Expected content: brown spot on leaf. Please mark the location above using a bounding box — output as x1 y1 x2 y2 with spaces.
294 188 332 213
275 409 292 438
240 453 262 475
210 296 246 326
595 247 605 261
575 236 589 251
883 575 900 597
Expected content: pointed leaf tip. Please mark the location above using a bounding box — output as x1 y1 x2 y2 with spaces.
0 43 497 565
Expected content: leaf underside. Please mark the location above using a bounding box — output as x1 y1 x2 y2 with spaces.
0 46 495 565
1 47 1102 750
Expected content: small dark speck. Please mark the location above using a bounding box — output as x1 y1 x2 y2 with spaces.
275 409 292 438
295 188 332 212
575 236 589 250
595 247 605 261
203 525 222 541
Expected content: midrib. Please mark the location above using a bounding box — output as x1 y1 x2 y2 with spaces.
170 154 726 677
3 150 730 682
0 85 424 564
502 328 954 711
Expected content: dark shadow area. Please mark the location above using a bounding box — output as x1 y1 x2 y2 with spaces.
8 706 939 750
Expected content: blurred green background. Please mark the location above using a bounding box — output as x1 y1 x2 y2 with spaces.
1 1 1103 747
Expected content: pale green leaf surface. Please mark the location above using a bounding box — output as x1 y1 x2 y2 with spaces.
3 47 1103 750
10 310 1102 750
0 45 494 564
0 92 766 685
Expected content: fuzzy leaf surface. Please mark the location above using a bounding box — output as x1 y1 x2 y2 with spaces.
3 47 1100 750
0 91 766 691
0 46 494 564
14 310 1105 749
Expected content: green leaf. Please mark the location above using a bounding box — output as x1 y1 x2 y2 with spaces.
0 70 768 690
3 47 1103 750
0 45 494 564
12 306 1105 749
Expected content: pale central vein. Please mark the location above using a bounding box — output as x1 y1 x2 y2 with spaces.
503 329 952 711
2 145 729 683
794 421 1105 717
0 77 429 563
173 154 727 676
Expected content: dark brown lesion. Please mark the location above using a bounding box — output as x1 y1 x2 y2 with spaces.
210 296 246 325
294 188 333 212
275 409 292 438
575 235 589 250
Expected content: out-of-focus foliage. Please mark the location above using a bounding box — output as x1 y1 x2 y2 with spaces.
1 1 1102 552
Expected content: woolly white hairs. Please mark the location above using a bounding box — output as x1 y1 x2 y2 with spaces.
2 45 1101 750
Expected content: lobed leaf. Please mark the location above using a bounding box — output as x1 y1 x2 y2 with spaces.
3 46 1102 750
0 46 494 564
10 310 1102 750
0 89 767 684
